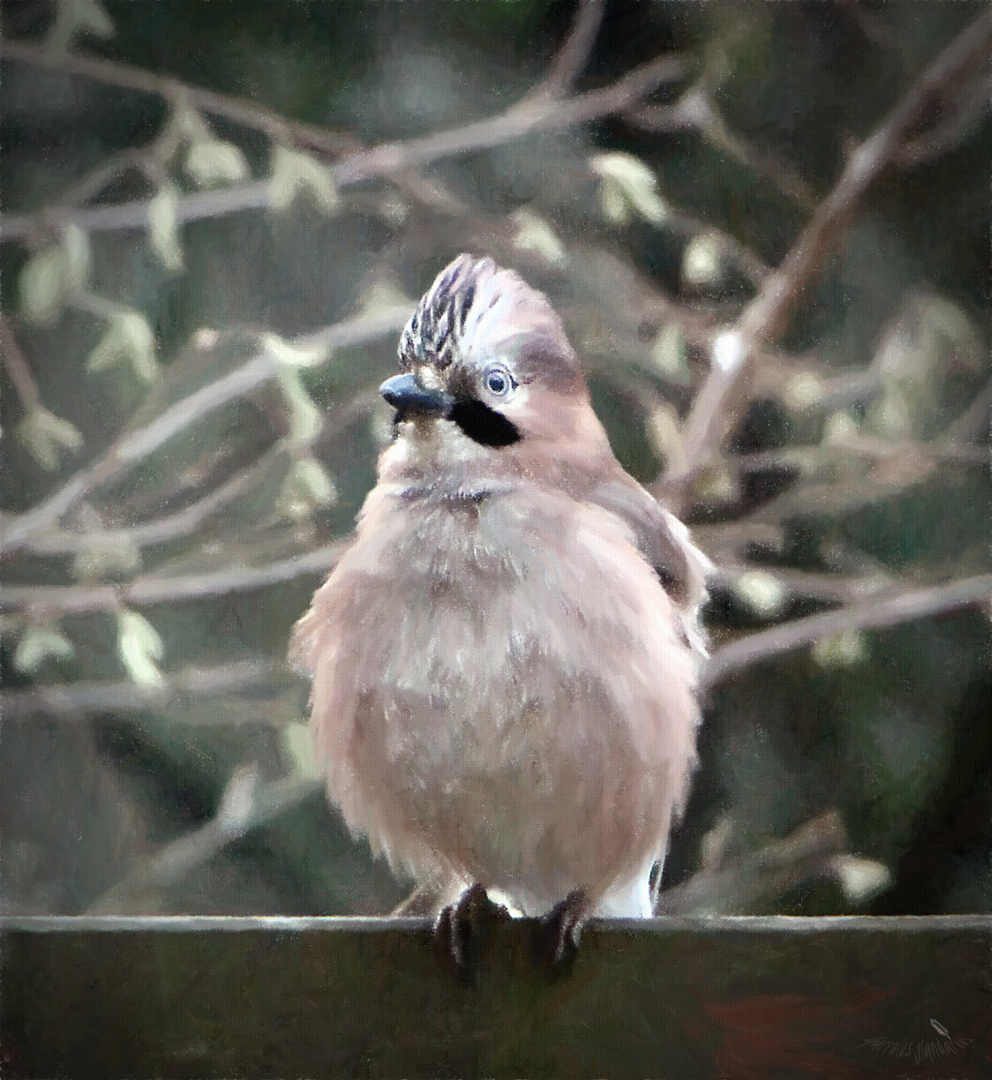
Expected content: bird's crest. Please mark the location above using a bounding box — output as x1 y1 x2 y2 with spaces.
398 255 580 387
399 255 492 372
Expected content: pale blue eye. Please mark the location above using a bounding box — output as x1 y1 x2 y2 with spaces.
483 365 514 397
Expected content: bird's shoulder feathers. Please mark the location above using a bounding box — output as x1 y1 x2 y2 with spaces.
584 475 711 656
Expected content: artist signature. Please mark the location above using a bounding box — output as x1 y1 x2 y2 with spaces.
859 1018 973 1066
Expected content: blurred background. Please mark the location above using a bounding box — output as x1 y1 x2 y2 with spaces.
0 0 989 919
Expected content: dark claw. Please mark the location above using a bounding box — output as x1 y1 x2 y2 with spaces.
535 889 588 977
434 883 509 978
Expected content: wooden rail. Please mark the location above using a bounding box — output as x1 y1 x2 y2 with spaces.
2 915 989 1078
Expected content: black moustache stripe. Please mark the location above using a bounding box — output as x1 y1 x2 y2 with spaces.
449 400 521 447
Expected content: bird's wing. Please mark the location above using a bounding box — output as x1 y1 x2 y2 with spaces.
586 477 712 658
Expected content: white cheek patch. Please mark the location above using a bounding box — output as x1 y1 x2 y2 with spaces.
433 421 495 465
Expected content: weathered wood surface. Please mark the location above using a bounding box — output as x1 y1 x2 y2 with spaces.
2 915 989 1079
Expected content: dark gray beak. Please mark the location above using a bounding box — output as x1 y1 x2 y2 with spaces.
379 372 454 419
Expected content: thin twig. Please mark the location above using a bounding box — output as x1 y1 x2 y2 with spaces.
894 70 992 167
823 433 989 467
24 442 293 555
691 521 786 562
533 0 605 99
714 562 893 606
657 809 848 915
0 541 347 614
0 315 42 411
659 203 771 287
0 660 283 720
0 305 410 554
738 438 988 528
625 84 819 210
565 242 726 352
660 8 992 506
756 355 885 412
702 573 992 689
733 7 992 347
57 147 156 209
0 40 359 158
0 52 687 241
85 769 322 915
729 436 989 480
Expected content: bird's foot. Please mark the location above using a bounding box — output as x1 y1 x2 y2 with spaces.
434 882 510 978
535 888 589 977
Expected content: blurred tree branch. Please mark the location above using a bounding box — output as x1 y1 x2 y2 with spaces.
657 809 851 915
703 573 992 690
21 443 293 556
0 316 42 412
0 38 361 158
0 307 410 554
85 767 322 915
0 660 281 721
0 44 687 242
0 542 347 614
623 82 819 211
530 0 605 100
658 7 992 506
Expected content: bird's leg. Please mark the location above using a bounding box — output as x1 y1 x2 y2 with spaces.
434 882 510 976
536 888 589 975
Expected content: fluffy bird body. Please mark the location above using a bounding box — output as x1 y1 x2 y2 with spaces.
291 256 709 920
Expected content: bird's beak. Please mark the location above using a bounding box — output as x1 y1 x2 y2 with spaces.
379 372 455 420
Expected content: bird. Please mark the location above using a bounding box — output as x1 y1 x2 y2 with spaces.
290 254 710 963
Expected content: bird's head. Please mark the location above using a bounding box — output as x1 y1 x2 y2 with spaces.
379 255 610 480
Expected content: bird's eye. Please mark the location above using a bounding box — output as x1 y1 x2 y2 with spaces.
483 364 515 397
